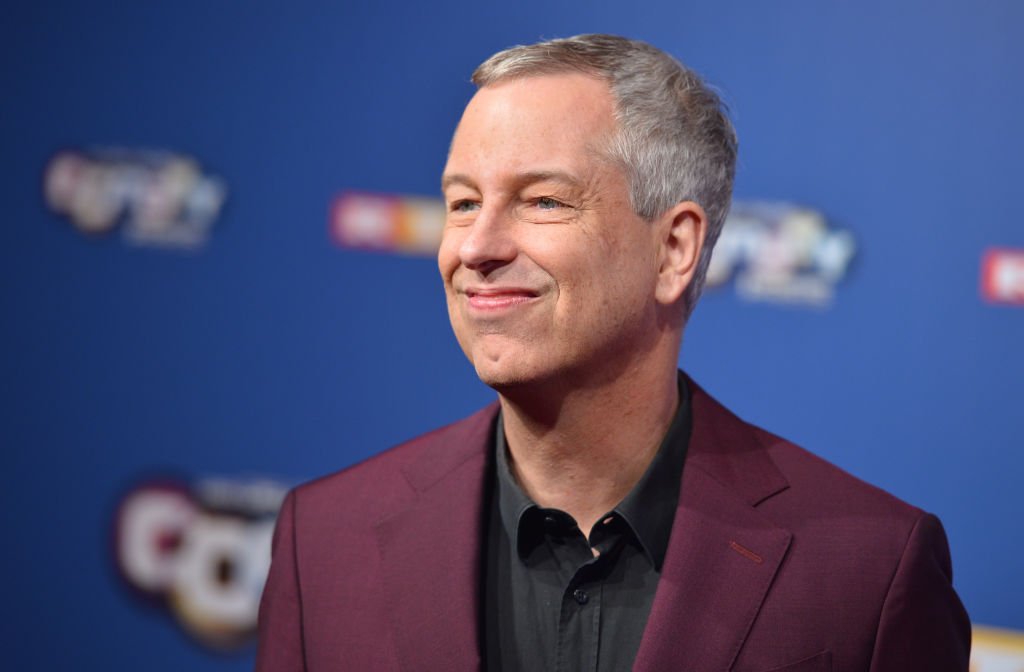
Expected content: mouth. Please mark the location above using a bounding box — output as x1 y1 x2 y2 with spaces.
464 287 540 311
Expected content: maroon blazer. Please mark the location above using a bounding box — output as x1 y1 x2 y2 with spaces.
256 381 970 671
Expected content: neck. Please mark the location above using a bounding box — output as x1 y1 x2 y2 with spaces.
498 357 679 539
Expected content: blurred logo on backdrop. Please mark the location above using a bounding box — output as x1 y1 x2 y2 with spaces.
329 192 856 307
981 248 1024 305
972 625 1024 669
330 191 445 254
703 202 856 306
113 476 287 650
44 148 227 249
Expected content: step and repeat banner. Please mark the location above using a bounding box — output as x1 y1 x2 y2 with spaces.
4 2 1022 670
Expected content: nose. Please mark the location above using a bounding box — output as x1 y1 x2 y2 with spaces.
458 204 517 276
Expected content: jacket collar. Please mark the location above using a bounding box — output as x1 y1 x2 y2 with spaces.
374 378 792 671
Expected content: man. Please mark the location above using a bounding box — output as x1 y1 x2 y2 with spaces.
257 35 970 671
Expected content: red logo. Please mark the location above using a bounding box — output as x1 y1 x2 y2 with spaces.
330 191 444 255
981 248 1024 305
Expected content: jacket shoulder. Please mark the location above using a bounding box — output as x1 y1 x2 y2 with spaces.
753 423 925 525
691 386 969 667
689 376 923 525
289 402 498 518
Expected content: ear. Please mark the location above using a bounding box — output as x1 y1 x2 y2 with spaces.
654 200 707 306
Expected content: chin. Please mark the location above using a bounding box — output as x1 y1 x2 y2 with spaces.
471 352 579 397
458 334 533 387
469 350 549 391
472 360 531 390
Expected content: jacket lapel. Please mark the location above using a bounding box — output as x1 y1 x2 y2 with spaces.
633 382 793 672
373 404 499 672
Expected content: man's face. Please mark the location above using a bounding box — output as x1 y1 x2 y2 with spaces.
439 73 664 389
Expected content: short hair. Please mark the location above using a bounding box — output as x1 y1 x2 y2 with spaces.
472 34 737 317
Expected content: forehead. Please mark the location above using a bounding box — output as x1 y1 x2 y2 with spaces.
445 73 619 181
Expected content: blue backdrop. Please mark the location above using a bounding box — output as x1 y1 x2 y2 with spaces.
3 1 1022 669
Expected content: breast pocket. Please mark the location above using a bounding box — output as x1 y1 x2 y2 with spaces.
755 650 832 672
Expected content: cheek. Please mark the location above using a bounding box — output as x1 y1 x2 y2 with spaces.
578 243 657 316
437 231 463 283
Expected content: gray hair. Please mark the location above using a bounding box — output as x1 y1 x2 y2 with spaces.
472 34 737 317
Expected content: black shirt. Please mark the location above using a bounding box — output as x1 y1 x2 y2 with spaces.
483 375 692 672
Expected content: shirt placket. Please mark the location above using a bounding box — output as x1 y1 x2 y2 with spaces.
549 517 619 672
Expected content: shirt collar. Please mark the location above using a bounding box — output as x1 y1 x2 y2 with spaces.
493 372 692 570
494 418 537 558
613 373 691 569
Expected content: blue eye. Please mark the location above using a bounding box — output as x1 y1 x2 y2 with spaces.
537 197 563 210
451 200 479 213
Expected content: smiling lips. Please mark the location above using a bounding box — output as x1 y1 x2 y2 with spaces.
464 288 539 311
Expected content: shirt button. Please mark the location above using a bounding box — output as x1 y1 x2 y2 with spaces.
573 589 589 605
544 515 557 527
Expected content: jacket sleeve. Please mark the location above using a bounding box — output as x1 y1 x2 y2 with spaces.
869 512 971 671
255 489 307 672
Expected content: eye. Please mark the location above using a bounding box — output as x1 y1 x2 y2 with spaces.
536 197 565 210
449 199 480 213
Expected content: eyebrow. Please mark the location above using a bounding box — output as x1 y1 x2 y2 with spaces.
440 173 475 192
441 170 585 193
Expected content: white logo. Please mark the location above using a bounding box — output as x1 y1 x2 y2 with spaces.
44 149 227 249
706 202 856 306
114 477 287 650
